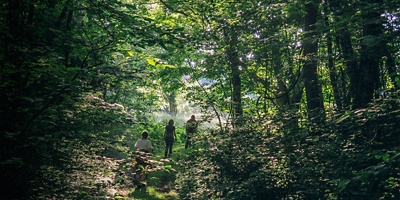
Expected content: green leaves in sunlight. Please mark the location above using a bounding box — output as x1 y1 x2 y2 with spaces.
147 57 176 69
1 0 400 199
147 58 159 66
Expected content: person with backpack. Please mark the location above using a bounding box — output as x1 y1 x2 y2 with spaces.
185 115 198 149
164 119 177 158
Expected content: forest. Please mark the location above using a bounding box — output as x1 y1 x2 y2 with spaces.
1 0 400 199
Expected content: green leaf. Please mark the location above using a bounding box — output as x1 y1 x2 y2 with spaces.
156 64 165 70
147 58 156 66
124 51 134 58
337 17 350 25
337 179 350 192
361 35 380 47
159 64 176 69
164 165 172 169
382 153 390 162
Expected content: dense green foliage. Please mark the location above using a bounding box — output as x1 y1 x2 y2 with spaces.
1 0 399 199
176 95 400 199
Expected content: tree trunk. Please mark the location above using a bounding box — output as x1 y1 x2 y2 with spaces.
354 11 382 108
337 27 356 110
271 47 290 107
324 3 342 110
223 26 243 126
327 0 354 110
167 92 177 116
303 0 326 125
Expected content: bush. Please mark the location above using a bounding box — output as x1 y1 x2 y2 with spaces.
175 93 400 199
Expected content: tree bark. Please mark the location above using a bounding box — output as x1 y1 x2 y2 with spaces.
354 11 382 108
271 47 290 107
338 27 356 110
223 25 243 126
167 92 177 116
324 3 342 110
303 0 326 124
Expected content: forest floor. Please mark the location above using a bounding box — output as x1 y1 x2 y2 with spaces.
120 144 188 200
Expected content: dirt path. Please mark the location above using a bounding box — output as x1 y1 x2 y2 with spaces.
125 144 188 199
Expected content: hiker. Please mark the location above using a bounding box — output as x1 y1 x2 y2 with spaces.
164 119 177 158
133 130 152 187
185 115 198 149
134 130 152 154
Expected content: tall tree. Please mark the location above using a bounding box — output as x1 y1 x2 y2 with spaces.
328 0 356 110
354 1 384 108
302 0 326 124
223 25 244 126
323 2 343 110
328 0 400 109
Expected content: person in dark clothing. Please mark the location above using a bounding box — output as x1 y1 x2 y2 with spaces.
164 119 177 158
185 115 198 149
